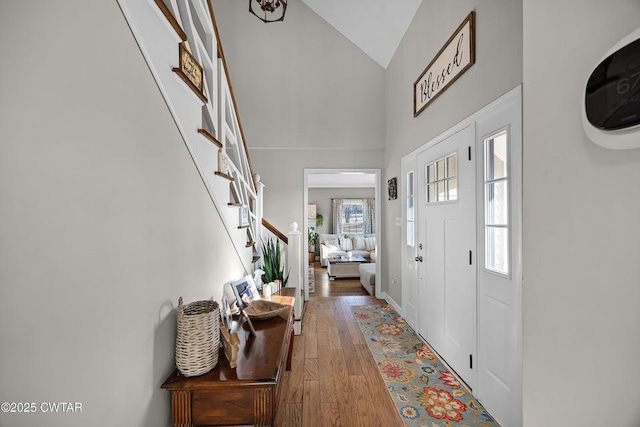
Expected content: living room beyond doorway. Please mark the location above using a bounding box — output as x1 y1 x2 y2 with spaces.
309 260 369 298
304 168 382 300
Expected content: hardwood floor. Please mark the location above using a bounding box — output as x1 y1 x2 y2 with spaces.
275 262 404 427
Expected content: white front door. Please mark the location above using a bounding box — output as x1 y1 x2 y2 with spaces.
416 124 476 389
475 90 522 427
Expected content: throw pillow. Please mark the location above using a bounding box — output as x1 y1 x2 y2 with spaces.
365 236 376 251
352 235 366 250
339 237 353 251
323 239 340 251
321 233 339 243
324 238 339 248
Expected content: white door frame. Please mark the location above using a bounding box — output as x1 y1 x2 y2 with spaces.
474 88 523 427
401 85 523 424
303 168 382 300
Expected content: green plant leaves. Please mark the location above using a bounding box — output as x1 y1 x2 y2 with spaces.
260 237 290 286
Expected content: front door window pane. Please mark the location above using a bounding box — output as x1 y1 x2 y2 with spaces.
427 183 436 203
427 164 435 183
437 181 446 201
425 152 458 204
448 178 458 200
447 155 457 178
437 159 446 180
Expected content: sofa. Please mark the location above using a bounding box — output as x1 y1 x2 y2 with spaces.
359 263 375 296
319 233 376 267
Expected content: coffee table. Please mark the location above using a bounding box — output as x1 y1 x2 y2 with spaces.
327 256 368 279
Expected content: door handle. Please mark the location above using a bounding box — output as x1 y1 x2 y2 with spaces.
414 256 423 262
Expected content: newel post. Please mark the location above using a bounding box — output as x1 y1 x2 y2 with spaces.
254 174 264 241
287 221 303 334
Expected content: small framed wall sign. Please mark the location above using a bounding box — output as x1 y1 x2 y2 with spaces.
239 205 250 227
388 177 398 200
218 150 229 175
308 204 317 219
172 43 207 103
179 43 203 92
414 11 475 117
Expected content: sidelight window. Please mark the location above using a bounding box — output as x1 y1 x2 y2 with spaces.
407 171 415 246
484 130 509 275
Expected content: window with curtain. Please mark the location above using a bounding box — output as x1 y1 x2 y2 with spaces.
332 198 375 235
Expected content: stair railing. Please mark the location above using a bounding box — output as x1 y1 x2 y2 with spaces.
119 0 302 311
118 0 261 271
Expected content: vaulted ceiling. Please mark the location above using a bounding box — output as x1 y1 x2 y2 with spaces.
300 0 423 68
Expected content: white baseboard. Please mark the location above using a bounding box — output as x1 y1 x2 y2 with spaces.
382 293 403 317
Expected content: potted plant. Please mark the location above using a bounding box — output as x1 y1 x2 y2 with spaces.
260 237 289 289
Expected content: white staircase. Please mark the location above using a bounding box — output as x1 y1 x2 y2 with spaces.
118 0 261 271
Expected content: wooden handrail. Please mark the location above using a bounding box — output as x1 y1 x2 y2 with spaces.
206 0 257 193
153 0 187 41
262 218 288 245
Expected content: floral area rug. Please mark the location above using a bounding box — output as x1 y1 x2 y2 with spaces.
352 305 499 427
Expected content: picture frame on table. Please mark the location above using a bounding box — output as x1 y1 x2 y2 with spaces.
220 294 232 331
230 275 260 312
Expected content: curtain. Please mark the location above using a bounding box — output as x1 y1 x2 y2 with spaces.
332 198 344 234
362 198 375 234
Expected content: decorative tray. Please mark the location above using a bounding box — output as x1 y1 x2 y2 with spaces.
243 300 288 320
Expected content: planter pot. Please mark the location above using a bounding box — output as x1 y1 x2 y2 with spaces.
308 252 316 263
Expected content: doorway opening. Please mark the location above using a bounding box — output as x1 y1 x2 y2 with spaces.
303 169 382 300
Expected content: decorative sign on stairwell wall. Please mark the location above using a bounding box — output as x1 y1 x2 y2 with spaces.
172 43 206 103
179 43 203 91
413 11 475 117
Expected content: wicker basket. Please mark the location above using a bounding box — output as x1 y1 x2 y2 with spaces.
175 297 220 377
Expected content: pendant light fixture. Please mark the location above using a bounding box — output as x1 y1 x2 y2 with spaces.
249 0 287 23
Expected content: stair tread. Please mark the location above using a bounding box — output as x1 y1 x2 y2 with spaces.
215 171 234 181
198 128 222 148
172 67 208 104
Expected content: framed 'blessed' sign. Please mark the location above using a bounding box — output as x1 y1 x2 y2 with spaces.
413 11 475 117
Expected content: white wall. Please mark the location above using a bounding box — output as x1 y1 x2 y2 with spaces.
523 1 640 425
384 0 523 301
210 0 386 238
250 149 383 234
211 0 386 151
0 1 245 426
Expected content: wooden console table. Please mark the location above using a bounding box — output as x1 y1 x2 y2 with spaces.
162 289 295 427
